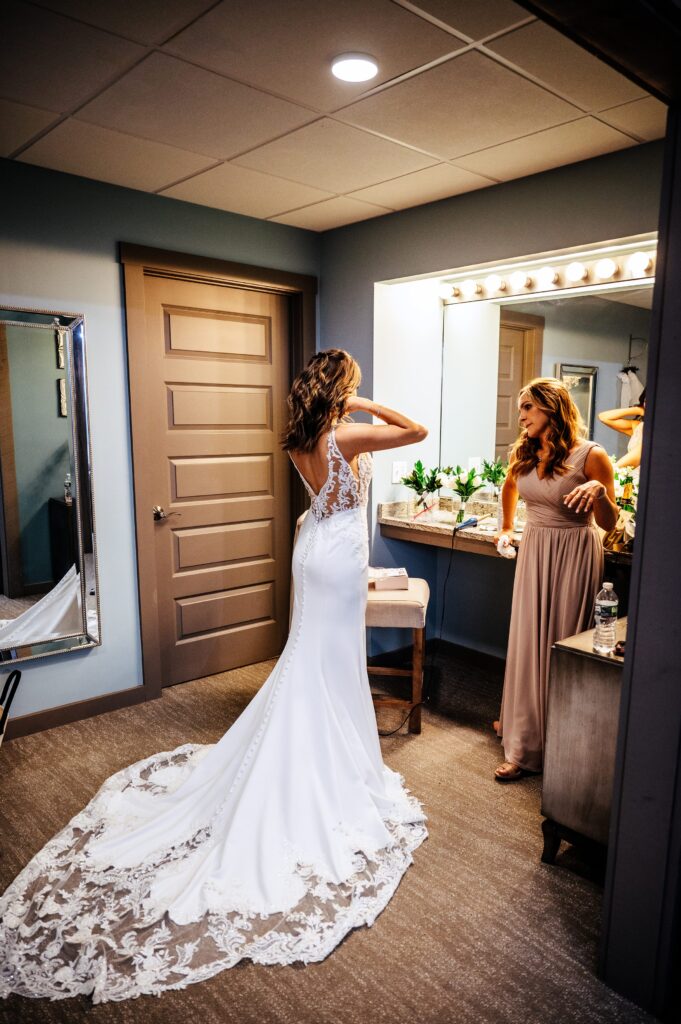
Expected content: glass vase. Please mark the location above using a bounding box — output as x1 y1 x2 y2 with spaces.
456 500 467 524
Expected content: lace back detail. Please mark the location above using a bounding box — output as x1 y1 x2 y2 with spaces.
293 429 371 521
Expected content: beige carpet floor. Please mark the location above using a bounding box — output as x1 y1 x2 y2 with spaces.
0 652 654 1024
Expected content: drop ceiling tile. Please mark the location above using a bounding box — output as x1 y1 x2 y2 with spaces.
166 0 463 113
454 117 634 182
0 1 145 112
162 163 334 218
77 53 316 160
233 119 436 193
18 119 214 192
36 0 217 46
270 196 390 232
487 20 646 111
337 52 581 159
407 1 531 39
598 97 667 142
0 99 59 157
348 162 494 209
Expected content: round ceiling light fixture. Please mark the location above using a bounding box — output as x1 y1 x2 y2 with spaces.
331 53 379 82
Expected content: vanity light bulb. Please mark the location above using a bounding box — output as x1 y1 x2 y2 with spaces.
484 274 506 292
510 271 531 290
536 266 559 289
460 279 480 299
438 285 454 300
594 258 618 280
566 261 588 283
628 251 653 276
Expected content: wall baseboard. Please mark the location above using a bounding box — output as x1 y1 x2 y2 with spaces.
4 685 152 741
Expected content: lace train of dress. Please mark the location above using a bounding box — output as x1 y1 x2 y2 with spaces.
0 430 427 1003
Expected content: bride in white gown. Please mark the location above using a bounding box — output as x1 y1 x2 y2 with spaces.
0 349 428 1003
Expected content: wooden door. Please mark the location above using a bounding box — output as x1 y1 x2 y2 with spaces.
123 249 312 691
496 310 544 460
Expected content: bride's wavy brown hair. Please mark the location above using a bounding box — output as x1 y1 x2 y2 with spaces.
282 348 361 452
508 377 585 480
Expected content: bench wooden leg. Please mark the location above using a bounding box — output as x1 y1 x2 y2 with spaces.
408 627 424 734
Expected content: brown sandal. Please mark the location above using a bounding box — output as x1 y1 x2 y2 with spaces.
494 761 525 782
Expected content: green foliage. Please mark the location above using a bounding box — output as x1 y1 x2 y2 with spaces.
401 460 441 501
481 457 507 488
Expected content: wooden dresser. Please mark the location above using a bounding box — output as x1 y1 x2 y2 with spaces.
541 618 627 862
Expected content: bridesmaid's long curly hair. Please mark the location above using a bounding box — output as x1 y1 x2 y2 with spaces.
508 377 585 480
282 349 361 453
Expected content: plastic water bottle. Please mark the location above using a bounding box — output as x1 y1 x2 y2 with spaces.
593 582 618 655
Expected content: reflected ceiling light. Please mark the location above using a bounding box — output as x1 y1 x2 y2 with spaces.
510 271 532 290
460 279 481 298
536 266 559 289
628 251 653 276
566 260 588 283
484 274 506 292
331 53 378 82
595 258 618 280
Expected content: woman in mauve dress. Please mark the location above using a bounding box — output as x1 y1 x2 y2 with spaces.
494 378 619 782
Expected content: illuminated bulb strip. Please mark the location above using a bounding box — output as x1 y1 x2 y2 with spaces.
448 246 655 301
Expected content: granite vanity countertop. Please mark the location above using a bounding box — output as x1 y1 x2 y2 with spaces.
377 501 524 548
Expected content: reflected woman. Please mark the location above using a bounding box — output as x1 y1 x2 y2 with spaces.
598 388 646 471
494 378 618 782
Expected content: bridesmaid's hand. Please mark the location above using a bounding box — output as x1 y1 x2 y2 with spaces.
563 479 606 513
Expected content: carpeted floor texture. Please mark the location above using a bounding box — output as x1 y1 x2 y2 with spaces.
1 650 653 1024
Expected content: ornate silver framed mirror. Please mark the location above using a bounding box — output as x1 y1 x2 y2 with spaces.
0 306 100 662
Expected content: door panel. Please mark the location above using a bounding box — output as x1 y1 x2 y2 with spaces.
496 311 545 461
138 275 291 686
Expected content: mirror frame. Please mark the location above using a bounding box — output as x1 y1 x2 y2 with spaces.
0 305 101 663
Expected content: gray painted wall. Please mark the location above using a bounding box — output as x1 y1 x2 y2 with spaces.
320 142 664 657
0 158 320 718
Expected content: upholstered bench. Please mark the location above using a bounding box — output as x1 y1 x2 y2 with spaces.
366 579 430 734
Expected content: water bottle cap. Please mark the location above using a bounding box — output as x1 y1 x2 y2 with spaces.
603 582 613 590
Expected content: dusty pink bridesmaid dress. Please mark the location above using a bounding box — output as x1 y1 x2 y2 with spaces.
497 440 605 772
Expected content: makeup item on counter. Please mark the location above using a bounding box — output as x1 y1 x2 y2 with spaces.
593 582 618 654
64 472 73 506
368 567 409 590
496 534 516 559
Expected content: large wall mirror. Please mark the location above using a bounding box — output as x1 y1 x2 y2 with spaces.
0 306 100 662
439 241 654 472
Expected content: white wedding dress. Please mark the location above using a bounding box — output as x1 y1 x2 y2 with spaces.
0 429 427 1003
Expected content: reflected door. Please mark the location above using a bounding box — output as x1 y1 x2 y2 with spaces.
128 273 291 687
496 310 544 459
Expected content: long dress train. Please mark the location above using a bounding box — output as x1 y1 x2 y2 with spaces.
0 429 426 1003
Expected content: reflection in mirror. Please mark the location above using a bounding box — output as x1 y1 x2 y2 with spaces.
0 307 100 663
440 285 652 472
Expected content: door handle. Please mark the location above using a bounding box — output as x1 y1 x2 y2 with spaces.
152 505 182 522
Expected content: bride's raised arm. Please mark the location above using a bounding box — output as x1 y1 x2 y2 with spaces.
335 395 427 456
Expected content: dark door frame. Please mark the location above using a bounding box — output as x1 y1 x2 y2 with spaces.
120 243 317 701
520 3 681 1018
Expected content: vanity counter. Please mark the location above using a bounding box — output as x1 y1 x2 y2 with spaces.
377 501 522 558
